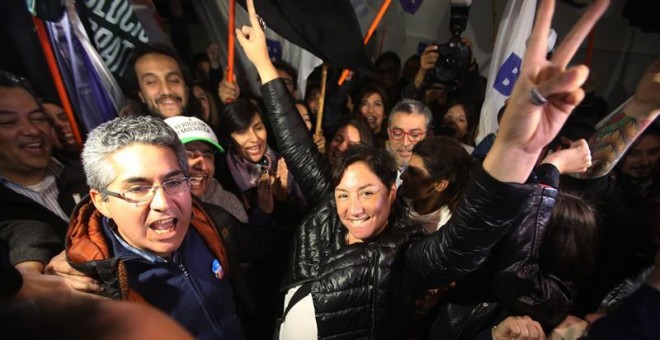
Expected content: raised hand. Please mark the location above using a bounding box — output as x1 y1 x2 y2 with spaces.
492 316 545 340
314 132 326 154
414 45 439 88
218 77 241 104
576 58 660 179
632 58 660 108
273 158 290 202
483 0 609 183
257 168 275 213
541 138 592 174
234 0 278 84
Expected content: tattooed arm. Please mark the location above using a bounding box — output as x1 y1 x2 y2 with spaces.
576 59 660 179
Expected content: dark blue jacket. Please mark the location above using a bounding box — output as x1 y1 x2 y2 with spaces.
105 218 244 340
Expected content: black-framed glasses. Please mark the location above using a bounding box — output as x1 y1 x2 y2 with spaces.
388 128 426 142
102 177 191 205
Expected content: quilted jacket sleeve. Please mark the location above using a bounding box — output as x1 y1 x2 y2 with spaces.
405 165 535 293
260 79 333 207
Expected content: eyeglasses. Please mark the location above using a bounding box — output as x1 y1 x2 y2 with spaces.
102 177 191 205
388 128 426 142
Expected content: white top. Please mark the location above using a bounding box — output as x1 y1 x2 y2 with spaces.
409 205 452 234
279 284 318 339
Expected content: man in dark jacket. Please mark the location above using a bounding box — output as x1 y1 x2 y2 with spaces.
64 115 249 339
0 71 89 295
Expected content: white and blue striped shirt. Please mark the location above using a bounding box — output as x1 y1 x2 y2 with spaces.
0 159 70 222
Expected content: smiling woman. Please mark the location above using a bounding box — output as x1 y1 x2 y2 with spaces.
331 145 398 244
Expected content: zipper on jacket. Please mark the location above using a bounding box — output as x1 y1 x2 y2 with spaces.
174 258 226 339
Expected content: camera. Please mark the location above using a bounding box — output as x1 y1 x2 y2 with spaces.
432 0 472 89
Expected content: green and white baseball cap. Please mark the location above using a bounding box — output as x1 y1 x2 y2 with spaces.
164 116 225 153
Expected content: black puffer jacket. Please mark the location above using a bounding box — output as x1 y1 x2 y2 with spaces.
261 79 539 339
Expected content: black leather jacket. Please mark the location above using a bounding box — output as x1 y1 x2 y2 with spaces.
429 181 566 339
261 79 540 339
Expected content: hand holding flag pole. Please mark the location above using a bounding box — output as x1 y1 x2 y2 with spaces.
337 0 393 85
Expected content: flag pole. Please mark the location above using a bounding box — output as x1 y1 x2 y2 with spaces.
337 0 392 85
315 65 328 136
227 0 236 82
33 16 83 150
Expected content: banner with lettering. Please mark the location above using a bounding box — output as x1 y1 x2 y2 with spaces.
46 2 124 131
82 0 150 77
476 0 536 142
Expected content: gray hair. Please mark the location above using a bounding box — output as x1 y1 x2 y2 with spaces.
82 115 189 192
387 98 433 130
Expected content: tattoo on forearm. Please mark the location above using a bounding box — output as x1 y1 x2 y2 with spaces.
577 112 645 178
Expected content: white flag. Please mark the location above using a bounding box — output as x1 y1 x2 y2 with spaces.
477 0 536 142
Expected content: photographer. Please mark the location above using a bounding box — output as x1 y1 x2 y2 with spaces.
401 38 483 135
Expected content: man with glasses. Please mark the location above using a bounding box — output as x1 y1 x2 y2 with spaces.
165 116 248 223
64 115 249 339
386 99 433 187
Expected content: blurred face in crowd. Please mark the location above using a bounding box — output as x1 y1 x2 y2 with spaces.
402 57 420 83
328 124 361 165
192 86 211 122
136 53 189 118
335 161 396 244
425 83 448 106
443 104 468 140
91 144 192 259
277 69 297 98
621 134 660 179
296 103 313 131
377 59 400 89
0 86 53 185
398 154 439 203
387 112 427 168
185 141 216 197
306 87 321 116
359 92 385 133
43 103 76 150
231 113 268 163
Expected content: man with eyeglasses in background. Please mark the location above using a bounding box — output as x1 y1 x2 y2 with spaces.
61 115 251 339
386 99 433 187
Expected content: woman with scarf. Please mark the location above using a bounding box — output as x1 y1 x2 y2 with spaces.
217 98 306 338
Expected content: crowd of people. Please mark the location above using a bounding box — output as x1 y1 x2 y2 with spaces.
1 0 659 338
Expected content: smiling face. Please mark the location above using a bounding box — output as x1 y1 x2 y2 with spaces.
185 141 215 197
0 86 53 185
621 134 660 179
442 104 468 140
90 144 192 259
135 53 189 118
359 92 385 133
335 161 396 244
230 113 268 163
328 124 362 165
43 103 76 149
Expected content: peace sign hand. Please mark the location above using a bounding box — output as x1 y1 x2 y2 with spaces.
484 0 609 183
235 0 279 84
